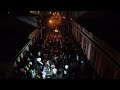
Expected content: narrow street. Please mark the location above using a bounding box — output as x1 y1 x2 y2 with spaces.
12 12 97 79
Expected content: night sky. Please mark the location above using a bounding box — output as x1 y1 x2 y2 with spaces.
0 16 35 63
76 11 120 52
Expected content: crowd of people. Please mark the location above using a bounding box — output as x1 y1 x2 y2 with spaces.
11 25 95 79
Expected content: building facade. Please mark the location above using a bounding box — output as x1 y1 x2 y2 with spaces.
71 20 120 79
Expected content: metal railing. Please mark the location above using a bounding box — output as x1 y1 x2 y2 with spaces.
5 29 40 78
71 20 120 78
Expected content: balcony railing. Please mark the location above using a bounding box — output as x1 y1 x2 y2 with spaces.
72 20 120 78
5 28 41 78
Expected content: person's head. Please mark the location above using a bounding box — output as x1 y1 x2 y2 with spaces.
51 64 55 68
46 60 50 65
30 53 33 56
27 57 30 61
65 65 69 69
29 61 32 66
37 58 41 62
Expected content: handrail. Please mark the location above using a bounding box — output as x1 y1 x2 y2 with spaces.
10 29 39 64
10 39 31 64
5 29 40 78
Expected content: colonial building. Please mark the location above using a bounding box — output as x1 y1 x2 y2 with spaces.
71 18 120 79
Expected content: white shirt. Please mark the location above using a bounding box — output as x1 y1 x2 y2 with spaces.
29 61 32 65
51 64 55 69
64 70 67 74
53 68 57 74
46 61 50 66
37 58 43 65
76 55 79 61
42 71 46 79
81 61 83 64
54 56 58 60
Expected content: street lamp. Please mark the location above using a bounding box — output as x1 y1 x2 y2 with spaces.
49 20 52 23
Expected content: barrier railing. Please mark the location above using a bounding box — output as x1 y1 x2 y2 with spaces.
5 29 40 78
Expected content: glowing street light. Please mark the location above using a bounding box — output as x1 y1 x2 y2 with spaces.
54 29 59 32
49 20 52 23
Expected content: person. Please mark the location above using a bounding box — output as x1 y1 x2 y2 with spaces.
20 68 27 79
76 54 79 61
65 65 69 70
51 63 55 69
35 74 41 79
37 57 43 70
27 57 30 62
30 69 36 79
63 65 69 79
42 65 51 79
25 65 29 71
29 61 32 66
37 58 43 65
29 53 34 63
46 60 52 67
81 59 85 70
38 51 41 57
51 65 57 79
42 71 46 79
53 55 58 65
